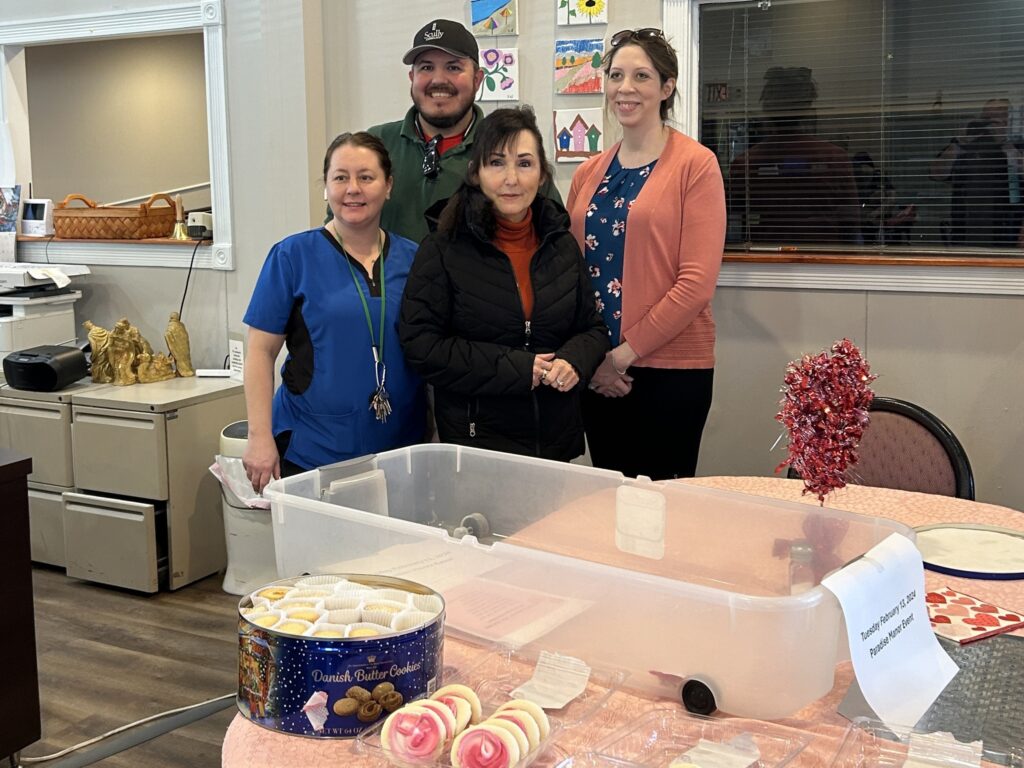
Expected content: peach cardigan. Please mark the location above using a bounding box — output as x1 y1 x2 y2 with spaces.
567 129 726 368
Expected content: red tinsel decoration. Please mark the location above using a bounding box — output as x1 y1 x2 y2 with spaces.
775 338 877 504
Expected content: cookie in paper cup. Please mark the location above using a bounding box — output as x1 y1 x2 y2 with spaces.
347 622 391 639
324 608 361 625
392 610 437 632
295 575 347 589
360 599 406 626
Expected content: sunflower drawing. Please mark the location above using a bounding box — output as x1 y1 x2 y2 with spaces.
576 0 606 20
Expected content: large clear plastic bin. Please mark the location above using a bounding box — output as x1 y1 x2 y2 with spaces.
264 444 912 719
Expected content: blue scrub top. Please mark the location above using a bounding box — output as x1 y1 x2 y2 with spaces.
244 228 425 469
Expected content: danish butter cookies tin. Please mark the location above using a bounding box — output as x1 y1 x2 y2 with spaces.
237 574 445 738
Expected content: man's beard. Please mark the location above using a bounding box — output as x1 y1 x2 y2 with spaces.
412 88 475 131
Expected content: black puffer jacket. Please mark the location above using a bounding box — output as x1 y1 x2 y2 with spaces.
399 194 609 461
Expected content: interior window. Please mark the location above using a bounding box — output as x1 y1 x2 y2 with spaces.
699 0 1024 257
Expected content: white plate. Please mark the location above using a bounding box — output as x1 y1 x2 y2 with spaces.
914 523 1024 580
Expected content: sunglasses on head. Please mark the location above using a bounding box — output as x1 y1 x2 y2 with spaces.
610 28 666 48
422 134 441 179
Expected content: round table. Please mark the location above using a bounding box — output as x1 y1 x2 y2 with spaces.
222 477 1024 767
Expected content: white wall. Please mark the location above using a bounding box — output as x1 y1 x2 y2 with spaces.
5 0 1022 511
323 0 665 197
701 287 1024 507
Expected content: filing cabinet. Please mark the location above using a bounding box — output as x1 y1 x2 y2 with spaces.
0 377 245 592
67 377 246 591
0 380 106 566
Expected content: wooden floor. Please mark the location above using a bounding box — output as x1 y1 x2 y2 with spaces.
25 566 241 767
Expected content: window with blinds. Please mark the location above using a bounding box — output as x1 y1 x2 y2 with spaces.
699 0 1024 256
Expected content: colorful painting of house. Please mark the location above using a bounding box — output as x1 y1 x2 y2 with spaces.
554 38 604 95
553 108 604 162
472 0 518 36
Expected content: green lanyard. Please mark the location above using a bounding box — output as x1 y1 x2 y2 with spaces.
331 224 391 422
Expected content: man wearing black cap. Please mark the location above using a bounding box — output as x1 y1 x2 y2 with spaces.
359 19 559 243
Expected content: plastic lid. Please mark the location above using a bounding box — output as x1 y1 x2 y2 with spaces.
222 420 248 440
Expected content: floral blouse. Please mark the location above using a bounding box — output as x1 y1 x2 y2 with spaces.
582 155 657 344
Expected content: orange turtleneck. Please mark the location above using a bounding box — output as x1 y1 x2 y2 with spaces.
492 208 539 319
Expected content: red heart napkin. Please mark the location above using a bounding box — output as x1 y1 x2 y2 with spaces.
926 587 1024 644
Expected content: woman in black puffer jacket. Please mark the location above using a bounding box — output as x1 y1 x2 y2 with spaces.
399 107 608 461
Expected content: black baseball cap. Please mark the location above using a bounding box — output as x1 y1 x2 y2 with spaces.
402 19 479 65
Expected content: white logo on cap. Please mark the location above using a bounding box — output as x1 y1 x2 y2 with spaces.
423 22 443 41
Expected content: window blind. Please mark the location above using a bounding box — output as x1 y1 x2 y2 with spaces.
699 0 1024 255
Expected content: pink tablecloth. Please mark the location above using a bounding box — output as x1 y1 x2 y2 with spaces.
222 478 1024 768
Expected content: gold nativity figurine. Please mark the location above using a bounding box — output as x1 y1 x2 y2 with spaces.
82 313 196 385
108 318 137 386
82 320 114 383
165 311 195 377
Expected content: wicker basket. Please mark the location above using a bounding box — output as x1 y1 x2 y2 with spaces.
53 193 176 240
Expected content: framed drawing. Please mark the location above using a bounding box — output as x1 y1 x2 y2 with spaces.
554 38 605 94
478 47 520 101
553 109 604 163
557 0 609 26
472 0 518 36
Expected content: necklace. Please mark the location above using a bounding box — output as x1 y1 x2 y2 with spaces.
325 221 392 423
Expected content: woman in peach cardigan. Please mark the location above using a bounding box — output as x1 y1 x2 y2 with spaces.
567 28 726 480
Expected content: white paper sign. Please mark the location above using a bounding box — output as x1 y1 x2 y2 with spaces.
510 650 590 708
822 533 958 727
229 336 245 382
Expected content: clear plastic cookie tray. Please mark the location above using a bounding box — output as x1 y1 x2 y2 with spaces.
356 645 627 767
830 718 1024 768
562 708 812 768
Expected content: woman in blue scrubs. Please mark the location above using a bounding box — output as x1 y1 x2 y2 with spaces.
242 133 426 492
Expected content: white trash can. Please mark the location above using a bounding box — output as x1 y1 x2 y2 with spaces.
219 420 277 595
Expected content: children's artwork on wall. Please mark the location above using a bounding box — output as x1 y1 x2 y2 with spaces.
553 108 603 163
557 0 609 25
0 186 20 232
478 47 520 101
554 38 605 94
472 0 518 36
0 186 18 260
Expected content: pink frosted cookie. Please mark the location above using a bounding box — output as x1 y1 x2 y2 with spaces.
409 699 458 740
431 693 472 733
451 722 521 768
490 708 540 752
381 705 446 762
483 716 530 756
494 699 550 741
431 683 483 725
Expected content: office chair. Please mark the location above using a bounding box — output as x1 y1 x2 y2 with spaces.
788 396 975 500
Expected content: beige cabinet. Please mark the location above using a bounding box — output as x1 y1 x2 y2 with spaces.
0 377 245 591
0 381 105 566
62 492 163 592
67 377 246 591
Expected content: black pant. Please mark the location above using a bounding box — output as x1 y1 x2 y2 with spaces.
582 367 714 480
274 430 309 477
